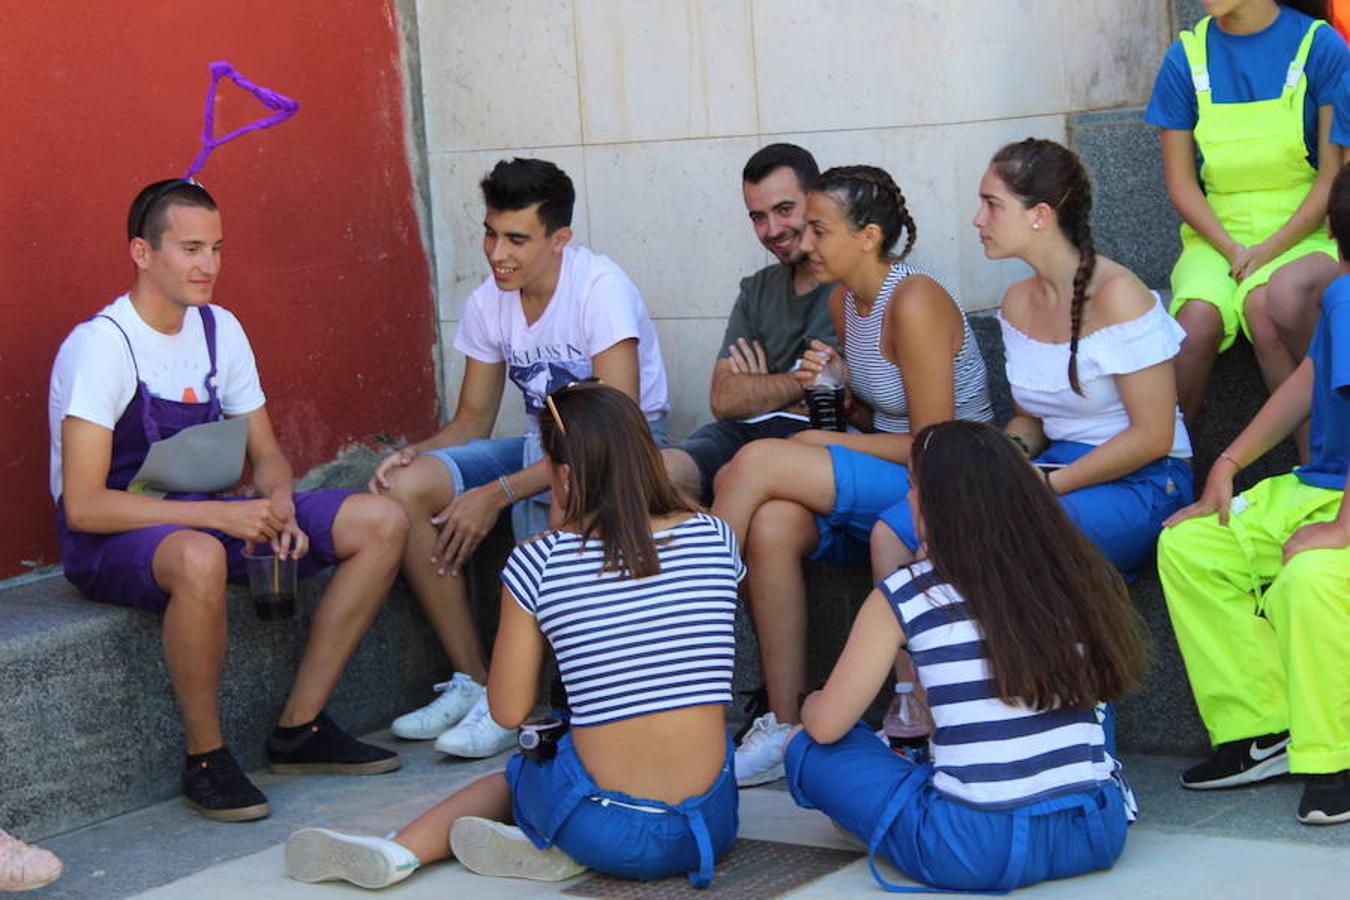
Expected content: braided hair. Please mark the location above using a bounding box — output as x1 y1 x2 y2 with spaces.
991 139 1095 394
811 165 918 260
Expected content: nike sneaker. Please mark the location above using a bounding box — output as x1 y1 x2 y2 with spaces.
1180 731 1290 790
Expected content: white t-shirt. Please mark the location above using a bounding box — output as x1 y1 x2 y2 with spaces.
453 245 669 432
48 294 266 500
1000 297 1192 458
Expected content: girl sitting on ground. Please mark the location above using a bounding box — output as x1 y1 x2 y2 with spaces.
285 382 744 890
710 164 992 788
786 420 1146 893
973 137 1194 580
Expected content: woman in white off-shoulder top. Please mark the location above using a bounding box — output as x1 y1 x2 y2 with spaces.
971 138 1195 579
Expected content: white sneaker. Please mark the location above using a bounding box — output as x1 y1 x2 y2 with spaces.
391 673 484 740
434 694 518 758
285 828 420 889
450 816 586 882
734 712 794 787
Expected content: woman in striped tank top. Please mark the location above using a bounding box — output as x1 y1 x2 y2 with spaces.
787 421 1146 892
286 384 743 890
712 165 992 788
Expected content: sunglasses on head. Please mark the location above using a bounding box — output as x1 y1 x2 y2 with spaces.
543 377 602 435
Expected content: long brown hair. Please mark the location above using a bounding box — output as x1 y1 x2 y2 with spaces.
908 421 1149 710
538 382 693 578
990 138 1095 394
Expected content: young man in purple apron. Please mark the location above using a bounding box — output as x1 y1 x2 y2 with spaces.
48 180 410 822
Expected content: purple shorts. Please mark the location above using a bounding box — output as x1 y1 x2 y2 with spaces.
57 489 353 613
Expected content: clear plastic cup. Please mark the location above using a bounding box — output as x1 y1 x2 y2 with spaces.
242 547 298 621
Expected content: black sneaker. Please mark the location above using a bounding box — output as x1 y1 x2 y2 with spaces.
1180 731 1290 790
267 712 402 775
1297 770 1350 825
182 747 270 822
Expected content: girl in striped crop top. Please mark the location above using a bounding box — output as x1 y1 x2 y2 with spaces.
711 165 991 788
286 384 742 890
787 421 1147 892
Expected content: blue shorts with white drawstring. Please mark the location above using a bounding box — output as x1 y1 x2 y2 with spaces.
507 732 738 887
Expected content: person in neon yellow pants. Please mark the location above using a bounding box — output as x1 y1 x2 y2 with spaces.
1157 166 1350 826
1146 1 1348 425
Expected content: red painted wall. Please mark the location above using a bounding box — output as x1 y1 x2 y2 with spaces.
0 1 438 578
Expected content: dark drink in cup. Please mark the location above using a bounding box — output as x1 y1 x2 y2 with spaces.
254 589 296 621
243 550 298 622
807 384 846 431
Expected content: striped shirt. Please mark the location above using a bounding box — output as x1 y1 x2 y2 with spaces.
843 261 993 433
501 512 745 727
881 561 1114 810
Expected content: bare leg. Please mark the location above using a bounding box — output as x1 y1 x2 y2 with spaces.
1173 299 1224 426
394 771 512 865
154 531 230 755
383 457 488 684
1266 254 1333 462
660 447 705 507
869 520 915 582
1266 253 1334 360
745 499 819 724
711 439 837 546
280 494 409 726
869 521 919 690
1245 286 1302 395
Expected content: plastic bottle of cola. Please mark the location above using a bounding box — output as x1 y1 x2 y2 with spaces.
883 681 931 765
806 355 846 431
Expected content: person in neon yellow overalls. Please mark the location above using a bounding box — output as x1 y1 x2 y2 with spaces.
1147 0 1348 425
1157 163 1350 827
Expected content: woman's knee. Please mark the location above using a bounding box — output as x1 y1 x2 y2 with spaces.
1175 300 1223 350
747 499 816 558
714 439 790 495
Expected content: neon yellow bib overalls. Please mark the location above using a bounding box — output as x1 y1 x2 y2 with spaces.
1157 473 1350 775
1169 16 1337 352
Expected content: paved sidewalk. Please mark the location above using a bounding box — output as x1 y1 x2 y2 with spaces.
27 733 1350 899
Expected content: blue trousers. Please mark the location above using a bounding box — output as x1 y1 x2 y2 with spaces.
507 733 738 888
786 725 1128 893
879 441 1192 580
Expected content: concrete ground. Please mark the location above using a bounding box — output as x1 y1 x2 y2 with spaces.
25 731 1350 899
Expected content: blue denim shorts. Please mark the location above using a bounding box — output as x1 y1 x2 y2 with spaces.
507 732 738 887
422 418 669 540
421 436 526 498
809 445 915 565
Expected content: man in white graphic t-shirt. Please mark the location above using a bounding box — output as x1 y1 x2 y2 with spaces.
370 157 670 758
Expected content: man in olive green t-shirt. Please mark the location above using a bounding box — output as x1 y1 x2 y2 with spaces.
663 144 837 503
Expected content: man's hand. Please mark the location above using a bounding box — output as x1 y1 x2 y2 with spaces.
726 338 770 375
1164 460 1237 528
265 495 309 560
430 483 505 576
218 499 286 545
1283 519 1350 562
369 447 417 493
